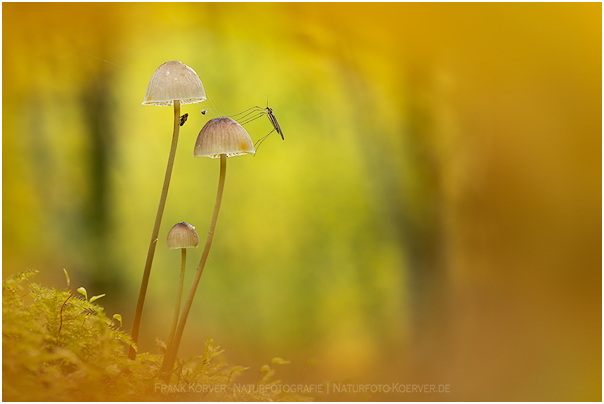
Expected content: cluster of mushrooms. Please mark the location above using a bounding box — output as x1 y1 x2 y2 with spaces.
128 61 255 381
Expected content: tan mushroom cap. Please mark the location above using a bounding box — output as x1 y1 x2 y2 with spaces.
167 222 200 249
194 117 255 158
142 61 206 106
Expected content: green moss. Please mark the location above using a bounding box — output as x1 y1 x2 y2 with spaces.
2 270 311 401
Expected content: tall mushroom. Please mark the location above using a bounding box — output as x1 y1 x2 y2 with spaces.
160 117 255 379
130 61 206 360
163 222 199 368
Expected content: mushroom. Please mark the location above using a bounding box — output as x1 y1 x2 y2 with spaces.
142 61 206 106
193 116 255 158
130 61 206 360
164 222 199 364
160 117 254 379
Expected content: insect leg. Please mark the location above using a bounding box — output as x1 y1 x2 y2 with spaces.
253 128 276 153
229 106 265 117
238 112 267 126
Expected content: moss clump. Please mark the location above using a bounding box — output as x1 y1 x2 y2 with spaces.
3 270 310 401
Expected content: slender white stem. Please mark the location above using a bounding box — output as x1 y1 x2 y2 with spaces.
129 100 181 360
165 249 186 358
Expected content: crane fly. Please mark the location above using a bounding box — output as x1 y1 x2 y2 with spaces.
265 107 284 140
231 104 284 151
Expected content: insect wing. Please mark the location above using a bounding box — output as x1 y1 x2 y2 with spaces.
268 112 284 140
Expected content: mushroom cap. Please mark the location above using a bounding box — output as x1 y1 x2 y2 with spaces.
167 222 200 249
142 61 206 106
194 117 255 158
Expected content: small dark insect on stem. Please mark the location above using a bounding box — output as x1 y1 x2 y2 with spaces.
58 290 79 335
179 113 189 126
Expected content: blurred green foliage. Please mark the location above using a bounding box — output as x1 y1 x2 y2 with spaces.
3 3 413 372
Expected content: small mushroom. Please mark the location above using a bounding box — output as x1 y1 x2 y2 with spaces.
163 222 199 366
160 117 254 379
130 61 206 360
167 222 200 249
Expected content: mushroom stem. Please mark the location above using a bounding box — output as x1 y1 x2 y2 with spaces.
164 248 186 361
129 100 181 360
160 154 227 379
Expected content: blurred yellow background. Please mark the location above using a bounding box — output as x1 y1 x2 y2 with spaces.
3 3 601 400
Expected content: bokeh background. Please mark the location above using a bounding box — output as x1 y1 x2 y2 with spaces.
3 3 601 401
